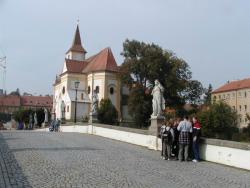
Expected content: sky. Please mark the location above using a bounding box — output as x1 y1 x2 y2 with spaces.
0 0 250 95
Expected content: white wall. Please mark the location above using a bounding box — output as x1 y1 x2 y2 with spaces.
200 143 250 170
66 51 85 61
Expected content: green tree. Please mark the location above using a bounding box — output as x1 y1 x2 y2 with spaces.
120 39 195 126
204 84 213 105
0 113 11 123
127 85 152 128
9 88 20 96
198 101 238 140
13 108 32 124
183 80 204 105
36 108 46 127
97 99 118 125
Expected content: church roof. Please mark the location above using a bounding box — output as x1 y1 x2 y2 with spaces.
83 47 119 73
66 25 87 54
64 59 88 74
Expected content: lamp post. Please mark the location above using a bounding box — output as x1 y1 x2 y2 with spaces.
74 81 80 123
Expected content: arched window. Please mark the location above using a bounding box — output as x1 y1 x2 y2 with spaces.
95 86 99 94
81 93 84 100
110 87 114 95
62 86 65 94
87 86 90 94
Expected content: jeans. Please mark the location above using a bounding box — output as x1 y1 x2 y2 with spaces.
162 140 171 159
193 141 200 160
179 144 189 161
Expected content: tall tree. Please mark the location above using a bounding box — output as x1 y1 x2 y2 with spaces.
183 80 204 105
198 101 238 140
120 39 195 126
204 84 213 105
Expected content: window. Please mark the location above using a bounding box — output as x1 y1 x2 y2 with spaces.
232 93 235 98
239 105 242 111
238 92 241 97
245 118 248 123
62 86 65 94
95 86 99 94
245 92 247 98
110 87 114 95
233 106 236 110
213 96 217 102
87 86 90 94
240 118 242 122
245 105 247 111
81 93 84 100
67 106 69 112
219 95 221 99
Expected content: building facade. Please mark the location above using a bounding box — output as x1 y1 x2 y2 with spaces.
53 25 121 121
0 95 53 114
212 78 250 128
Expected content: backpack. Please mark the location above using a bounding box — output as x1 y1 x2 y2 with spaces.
161 126 172 143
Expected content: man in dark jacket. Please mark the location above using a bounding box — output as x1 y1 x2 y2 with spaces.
192 117 202 162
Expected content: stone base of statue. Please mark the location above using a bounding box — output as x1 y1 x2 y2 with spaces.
88 113 98 124
148 115 165 137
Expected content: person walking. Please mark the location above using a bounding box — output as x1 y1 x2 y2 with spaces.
192 117 202 162
177 116 193 162
160 120 175 160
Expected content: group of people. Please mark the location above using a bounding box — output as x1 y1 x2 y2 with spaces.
49 118 61 132
160 116 202 162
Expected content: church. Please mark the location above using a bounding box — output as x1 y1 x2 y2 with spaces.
53 25 121 121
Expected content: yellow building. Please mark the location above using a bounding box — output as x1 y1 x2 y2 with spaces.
212 78 250 128
53 25 121 121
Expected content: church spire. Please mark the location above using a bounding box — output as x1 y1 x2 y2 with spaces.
66 23 87 60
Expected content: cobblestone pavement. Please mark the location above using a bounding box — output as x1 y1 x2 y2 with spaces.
0 131 249 188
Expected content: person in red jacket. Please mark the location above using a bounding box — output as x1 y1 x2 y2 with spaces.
192 117 202 162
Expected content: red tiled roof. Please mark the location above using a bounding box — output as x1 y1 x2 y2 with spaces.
66 25 87 54
212 78 250 94
0 95 21 107
83 47 119 73
21 96 53 107
64 59 89 74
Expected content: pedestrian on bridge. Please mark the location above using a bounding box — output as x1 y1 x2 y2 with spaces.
177 116 193 162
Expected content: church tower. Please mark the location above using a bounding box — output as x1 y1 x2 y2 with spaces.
65 24 87 61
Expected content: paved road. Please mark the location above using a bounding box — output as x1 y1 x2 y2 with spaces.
0 131 249 188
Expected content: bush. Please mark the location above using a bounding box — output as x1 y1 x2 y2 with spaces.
97 99 118 125
12 108 50 127
198 101 238 140
0 113 11 123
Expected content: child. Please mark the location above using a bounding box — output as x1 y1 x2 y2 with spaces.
160 119 175 160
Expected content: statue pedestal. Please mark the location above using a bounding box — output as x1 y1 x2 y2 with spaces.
148 115 165 137
88 113 98 124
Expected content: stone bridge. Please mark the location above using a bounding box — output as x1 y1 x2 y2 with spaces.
0 131 249 188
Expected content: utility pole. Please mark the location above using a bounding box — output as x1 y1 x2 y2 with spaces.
0 56 6 95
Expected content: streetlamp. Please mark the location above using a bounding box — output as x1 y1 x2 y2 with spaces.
74 80 80 123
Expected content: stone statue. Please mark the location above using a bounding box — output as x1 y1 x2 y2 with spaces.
61 100 65 119
44 108 48 123
34 112 38 126
91 90 99 115
151 80 165 117
29 113 33 129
